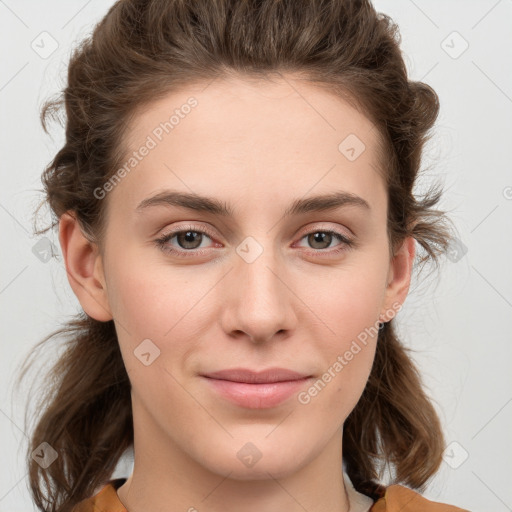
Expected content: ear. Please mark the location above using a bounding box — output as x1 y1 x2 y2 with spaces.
58 212 113 322
380 236 416 323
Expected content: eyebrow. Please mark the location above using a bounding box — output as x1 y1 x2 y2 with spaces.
135 190 370 217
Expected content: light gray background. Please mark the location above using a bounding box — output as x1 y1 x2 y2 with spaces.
1 1 511 511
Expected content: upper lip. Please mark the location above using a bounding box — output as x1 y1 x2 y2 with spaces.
202 367 311 384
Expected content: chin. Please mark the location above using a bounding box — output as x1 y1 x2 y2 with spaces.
215 459 306 481
198 441 312 481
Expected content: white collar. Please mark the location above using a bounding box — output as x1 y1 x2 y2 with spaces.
343 471 374 512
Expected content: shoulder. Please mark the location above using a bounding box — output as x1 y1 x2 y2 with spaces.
72 478 127 512
370 484 470 512
71 479 470 512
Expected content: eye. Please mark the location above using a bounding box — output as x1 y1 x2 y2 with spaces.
295 229 354 255
154 224 218 257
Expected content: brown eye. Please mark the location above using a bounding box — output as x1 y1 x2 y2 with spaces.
175 231 204 250
297 230 353 253
307 232 335 250
154 224 217 257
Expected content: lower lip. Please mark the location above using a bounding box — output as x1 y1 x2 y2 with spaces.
202 377 311 409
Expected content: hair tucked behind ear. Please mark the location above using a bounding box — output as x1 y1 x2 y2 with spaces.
15 0 456 509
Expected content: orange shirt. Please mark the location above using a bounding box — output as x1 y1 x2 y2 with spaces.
73 478 470 512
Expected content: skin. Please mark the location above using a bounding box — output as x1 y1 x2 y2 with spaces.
59 74 415 512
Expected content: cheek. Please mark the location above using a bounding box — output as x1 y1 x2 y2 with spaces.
106 263 208 415
297 321 378 430
316 338 376 414
302 258 387 342
103 252 216 389
106 251 209 338
296 259 387 412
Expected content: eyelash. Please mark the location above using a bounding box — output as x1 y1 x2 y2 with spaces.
154 223 355 258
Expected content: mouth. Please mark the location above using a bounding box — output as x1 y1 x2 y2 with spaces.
202 367 311 383
200 367 313 409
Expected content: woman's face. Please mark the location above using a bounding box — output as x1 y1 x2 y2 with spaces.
63 74 413 481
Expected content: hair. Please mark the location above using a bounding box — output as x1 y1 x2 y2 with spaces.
15 0 456 510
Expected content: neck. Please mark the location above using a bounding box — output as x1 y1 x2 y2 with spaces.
116 400 351 512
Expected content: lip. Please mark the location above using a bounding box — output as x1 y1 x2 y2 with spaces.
203 368 310 383
200 367 313 409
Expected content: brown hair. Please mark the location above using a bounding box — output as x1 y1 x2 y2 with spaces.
15 0 455 510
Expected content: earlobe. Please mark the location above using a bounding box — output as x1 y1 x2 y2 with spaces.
58 212 113 322
380 237 416 323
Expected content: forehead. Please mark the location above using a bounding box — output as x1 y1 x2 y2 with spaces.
124 74 382 158
110 74 386 217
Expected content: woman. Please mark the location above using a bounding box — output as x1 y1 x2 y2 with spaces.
17 0 469 510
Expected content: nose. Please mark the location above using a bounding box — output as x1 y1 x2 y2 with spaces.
219 238 297 344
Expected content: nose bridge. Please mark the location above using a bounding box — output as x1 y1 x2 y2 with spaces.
223 234 295 341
